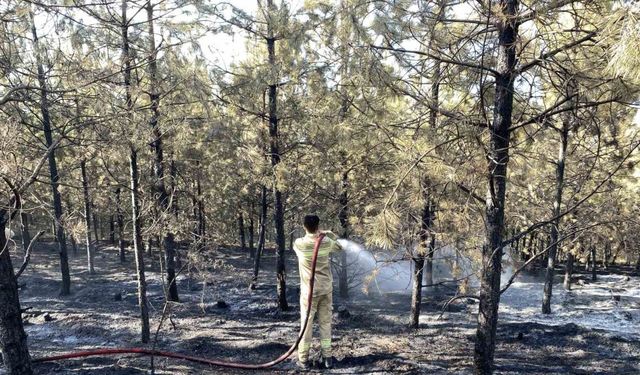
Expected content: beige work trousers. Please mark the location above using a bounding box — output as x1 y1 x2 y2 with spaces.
298 292 332 361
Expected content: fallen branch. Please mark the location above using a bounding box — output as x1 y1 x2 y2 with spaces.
438 294 479 320
15 230 44 279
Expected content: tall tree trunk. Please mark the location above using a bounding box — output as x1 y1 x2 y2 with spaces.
336 1 352 299
409 254 425 329
338 170 349 298
542 116 569 314
69 233 78 256
248 202 255 259
170 157 178 218
30 10 70 295
474 0 518 372
0 220 33 374
410 178 435 328
425 236 435 285
591 246 597 281
109 215 116 245
423 58 441 287
115 187 126 262
563 252 574 290
81 160 95 274
238 211 246 252
129 148 150 343
146 2 179 302
122 0 150 342
20 213 31 253
91 212 102 246
250 186 268 289
264 0 288 310
92 211 100 246
193 160 206 251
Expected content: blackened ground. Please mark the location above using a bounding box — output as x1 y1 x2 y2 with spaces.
5 242 639 374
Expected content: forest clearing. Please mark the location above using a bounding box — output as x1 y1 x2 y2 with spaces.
1 0 640 374
16 243 640 374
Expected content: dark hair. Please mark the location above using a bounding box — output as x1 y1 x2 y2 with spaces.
303 214 320 233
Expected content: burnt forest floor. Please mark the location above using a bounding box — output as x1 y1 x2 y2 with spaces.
6 241 640 374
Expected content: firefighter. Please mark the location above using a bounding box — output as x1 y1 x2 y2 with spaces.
293 214 343 369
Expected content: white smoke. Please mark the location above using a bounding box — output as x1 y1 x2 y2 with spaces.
337 239 517 294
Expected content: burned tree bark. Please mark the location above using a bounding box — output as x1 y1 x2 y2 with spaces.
564 252 574 290
250 186 268 289
0 220 33 375
338 170 349 298
30 10 70 295
192 160 206 251
20 213 31 254
81 160 95 274
238 211 246 252
591 245 597 281
409 253 425 329
423 56 441 288
92 211 100 245
264 0 287 310
129 148 150 343
115 187 126 262
249 202 255 258
474 0 518 372
146 2 179 302
542 110 570 314
410 178 435 328
122 0 150 343
109 215 115 245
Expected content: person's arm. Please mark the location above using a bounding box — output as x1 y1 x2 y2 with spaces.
322 230 343 251
323 230 338 241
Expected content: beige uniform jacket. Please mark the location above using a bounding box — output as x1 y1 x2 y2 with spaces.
293 231 343 298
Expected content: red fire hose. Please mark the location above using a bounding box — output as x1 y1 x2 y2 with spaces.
34 233 327 370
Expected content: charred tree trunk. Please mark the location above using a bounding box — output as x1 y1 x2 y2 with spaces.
409 254 425 329
81 160 95 274
193 160 206 251
264 0 287 310
30 11 70 295
115 187 126 262
109 215 115 245
0 220 33 374
422 5 442 290
146 2 179 303
20 213 31 254
249 202 255 259
410 179 435 328
425 236 435 285
591 246 597 281
336 4 352 299
603 242 610 269
238 211 246 252
170 158 178 218
542 116 569 314
250 186 268 289
92 211 100 245
129 148 150 343
122 0 150 342
338 170 349 298
69 233 78 256
474 0 518 372
564 252 574 290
